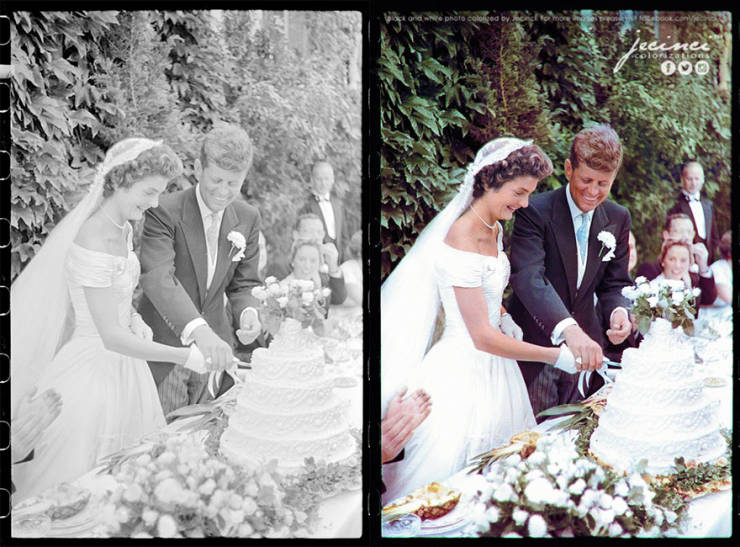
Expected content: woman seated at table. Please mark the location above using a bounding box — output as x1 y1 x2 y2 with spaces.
281 239 331 314
709 231 732 307
655 239 717 310
338 230 362 309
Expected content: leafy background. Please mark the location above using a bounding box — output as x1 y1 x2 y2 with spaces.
380 10 731 280
10 10 362 281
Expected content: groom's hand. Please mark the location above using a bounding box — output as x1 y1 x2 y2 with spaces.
192 325 233 371
563 325 603 371
606 308 631 345
236 308 261 345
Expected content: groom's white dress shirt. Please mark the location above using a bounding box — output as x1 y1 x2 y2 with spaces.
315 193 337 240
180 184 256 346
682 190 706 239
550 184 627 346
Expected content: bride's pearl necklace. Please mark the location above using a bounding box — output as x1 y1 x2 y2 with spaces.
101 208 127 230
469 204 496 231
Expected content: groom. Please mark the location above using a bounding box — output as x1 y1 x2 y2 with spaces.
507 125 633 419
139 124 263 416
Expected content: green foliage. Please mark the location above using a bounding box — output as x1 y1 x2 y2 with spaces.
380 12 489 279
11 11 121 279
11 11 361 281
380 10 731 278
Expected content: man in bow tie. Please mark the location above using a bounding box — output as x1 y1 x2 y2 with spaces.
507 125 633 419
138 124 263 416
299 161 346 263
667 161 720 264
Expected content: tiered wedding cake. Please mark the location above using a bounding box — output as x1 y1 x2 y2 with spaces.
589 318 725 475
221 319 355 471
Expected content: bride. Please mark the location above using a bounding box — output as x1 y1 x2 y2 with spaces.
381 138 576 503
11 138 207 502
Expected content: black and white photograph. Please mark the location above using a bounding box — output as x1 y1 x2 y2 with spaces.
6 9 362 538
379 10 732 538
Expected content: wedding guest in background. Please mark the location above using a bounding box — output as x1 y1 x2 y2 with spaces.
635 213 698 280
667 161 720 263
709 230 732 307
381 387 432 499
299 161 345 262
281 238 346 308
656 238 717 310
339 230 362 308
627 230 638 278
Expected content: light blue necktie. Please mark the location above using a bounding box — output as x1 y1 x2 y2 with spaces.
576 213 588 263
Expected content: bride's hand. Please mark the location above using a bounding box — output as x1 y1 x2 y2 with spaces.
500 313 523 341
553 344 579 374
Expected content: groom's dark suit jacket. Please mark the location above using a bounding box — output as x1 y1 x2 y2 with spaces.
138 186 262 386
506 186 632 389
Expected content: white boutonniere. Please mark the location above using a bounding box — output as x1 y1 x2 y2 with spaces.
226 231 246 262
597 230 616 262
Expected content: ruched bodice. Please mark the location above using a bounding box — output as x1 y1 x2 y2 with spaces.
65 229 138 338
435 224 508 343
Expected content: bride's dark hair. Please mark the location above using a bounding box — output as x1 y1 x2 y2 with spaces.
103 144 183 197
472 144 553 198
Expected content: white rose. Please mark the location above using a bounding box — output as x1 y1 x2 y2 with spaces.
198 478 216 496
157 514 178 538
154 478 182 504
267 284 283 297
157 451 176 465
524 477 556 505
502 532 522 538
568 478 586 496
132 532 153 538
580 489 597 508
647 296 659 308
609 522 623 537
672 292 683 305
528 514 548 537
300 279 315 291
319 263 329 274
238 522 254 536
265 276 277 285
484 506 500 523
473 513 491 534
115 506 130 523
598 508 615 527
142 509 159 527
512 508 529 526
527 451 546 466
321 287 331 298
614 480 629 498
123 483 143 503
302 291 314 304
635 276 647 285
277 296 289 308
612 496 628 516
493 482 516 503
692 287 701 297
599 493 613 509
242 497 258 516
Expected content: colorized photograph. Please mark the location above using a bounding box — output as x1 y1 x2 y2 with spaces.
379 10 731 538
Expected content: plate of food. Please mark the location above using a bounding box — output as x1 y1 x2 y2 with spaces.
382 481 463 522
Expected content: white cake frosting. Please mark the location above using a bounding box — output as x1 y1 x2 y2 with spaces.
590 318 725 475
221 319 355 470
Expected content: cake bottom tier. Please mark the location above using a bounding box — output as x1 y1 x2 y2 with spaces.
220 427 356 472
589 426 726 475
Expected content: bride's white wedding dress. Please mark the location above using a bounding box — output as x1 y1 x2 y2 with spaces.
13 226 166 502
382 225 536 503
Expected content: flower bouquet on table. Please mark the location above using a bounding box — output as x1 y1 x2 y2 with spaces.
99 434 317 538
465 432 683 537
621 276 698 336
251 276 330 337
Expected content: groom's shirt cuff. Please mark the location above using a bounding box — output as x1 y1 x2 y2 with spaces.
551 318 577 345
610 306 629 323
181 318 208 345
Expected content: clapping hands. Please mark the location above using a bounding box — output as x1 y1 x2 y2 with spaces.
382 387 432 464
12 388 63 463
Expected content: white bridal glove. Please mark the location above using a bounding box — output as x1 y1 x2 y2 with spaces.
553 344 578 374
500 313 523 341
184 344 207 373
